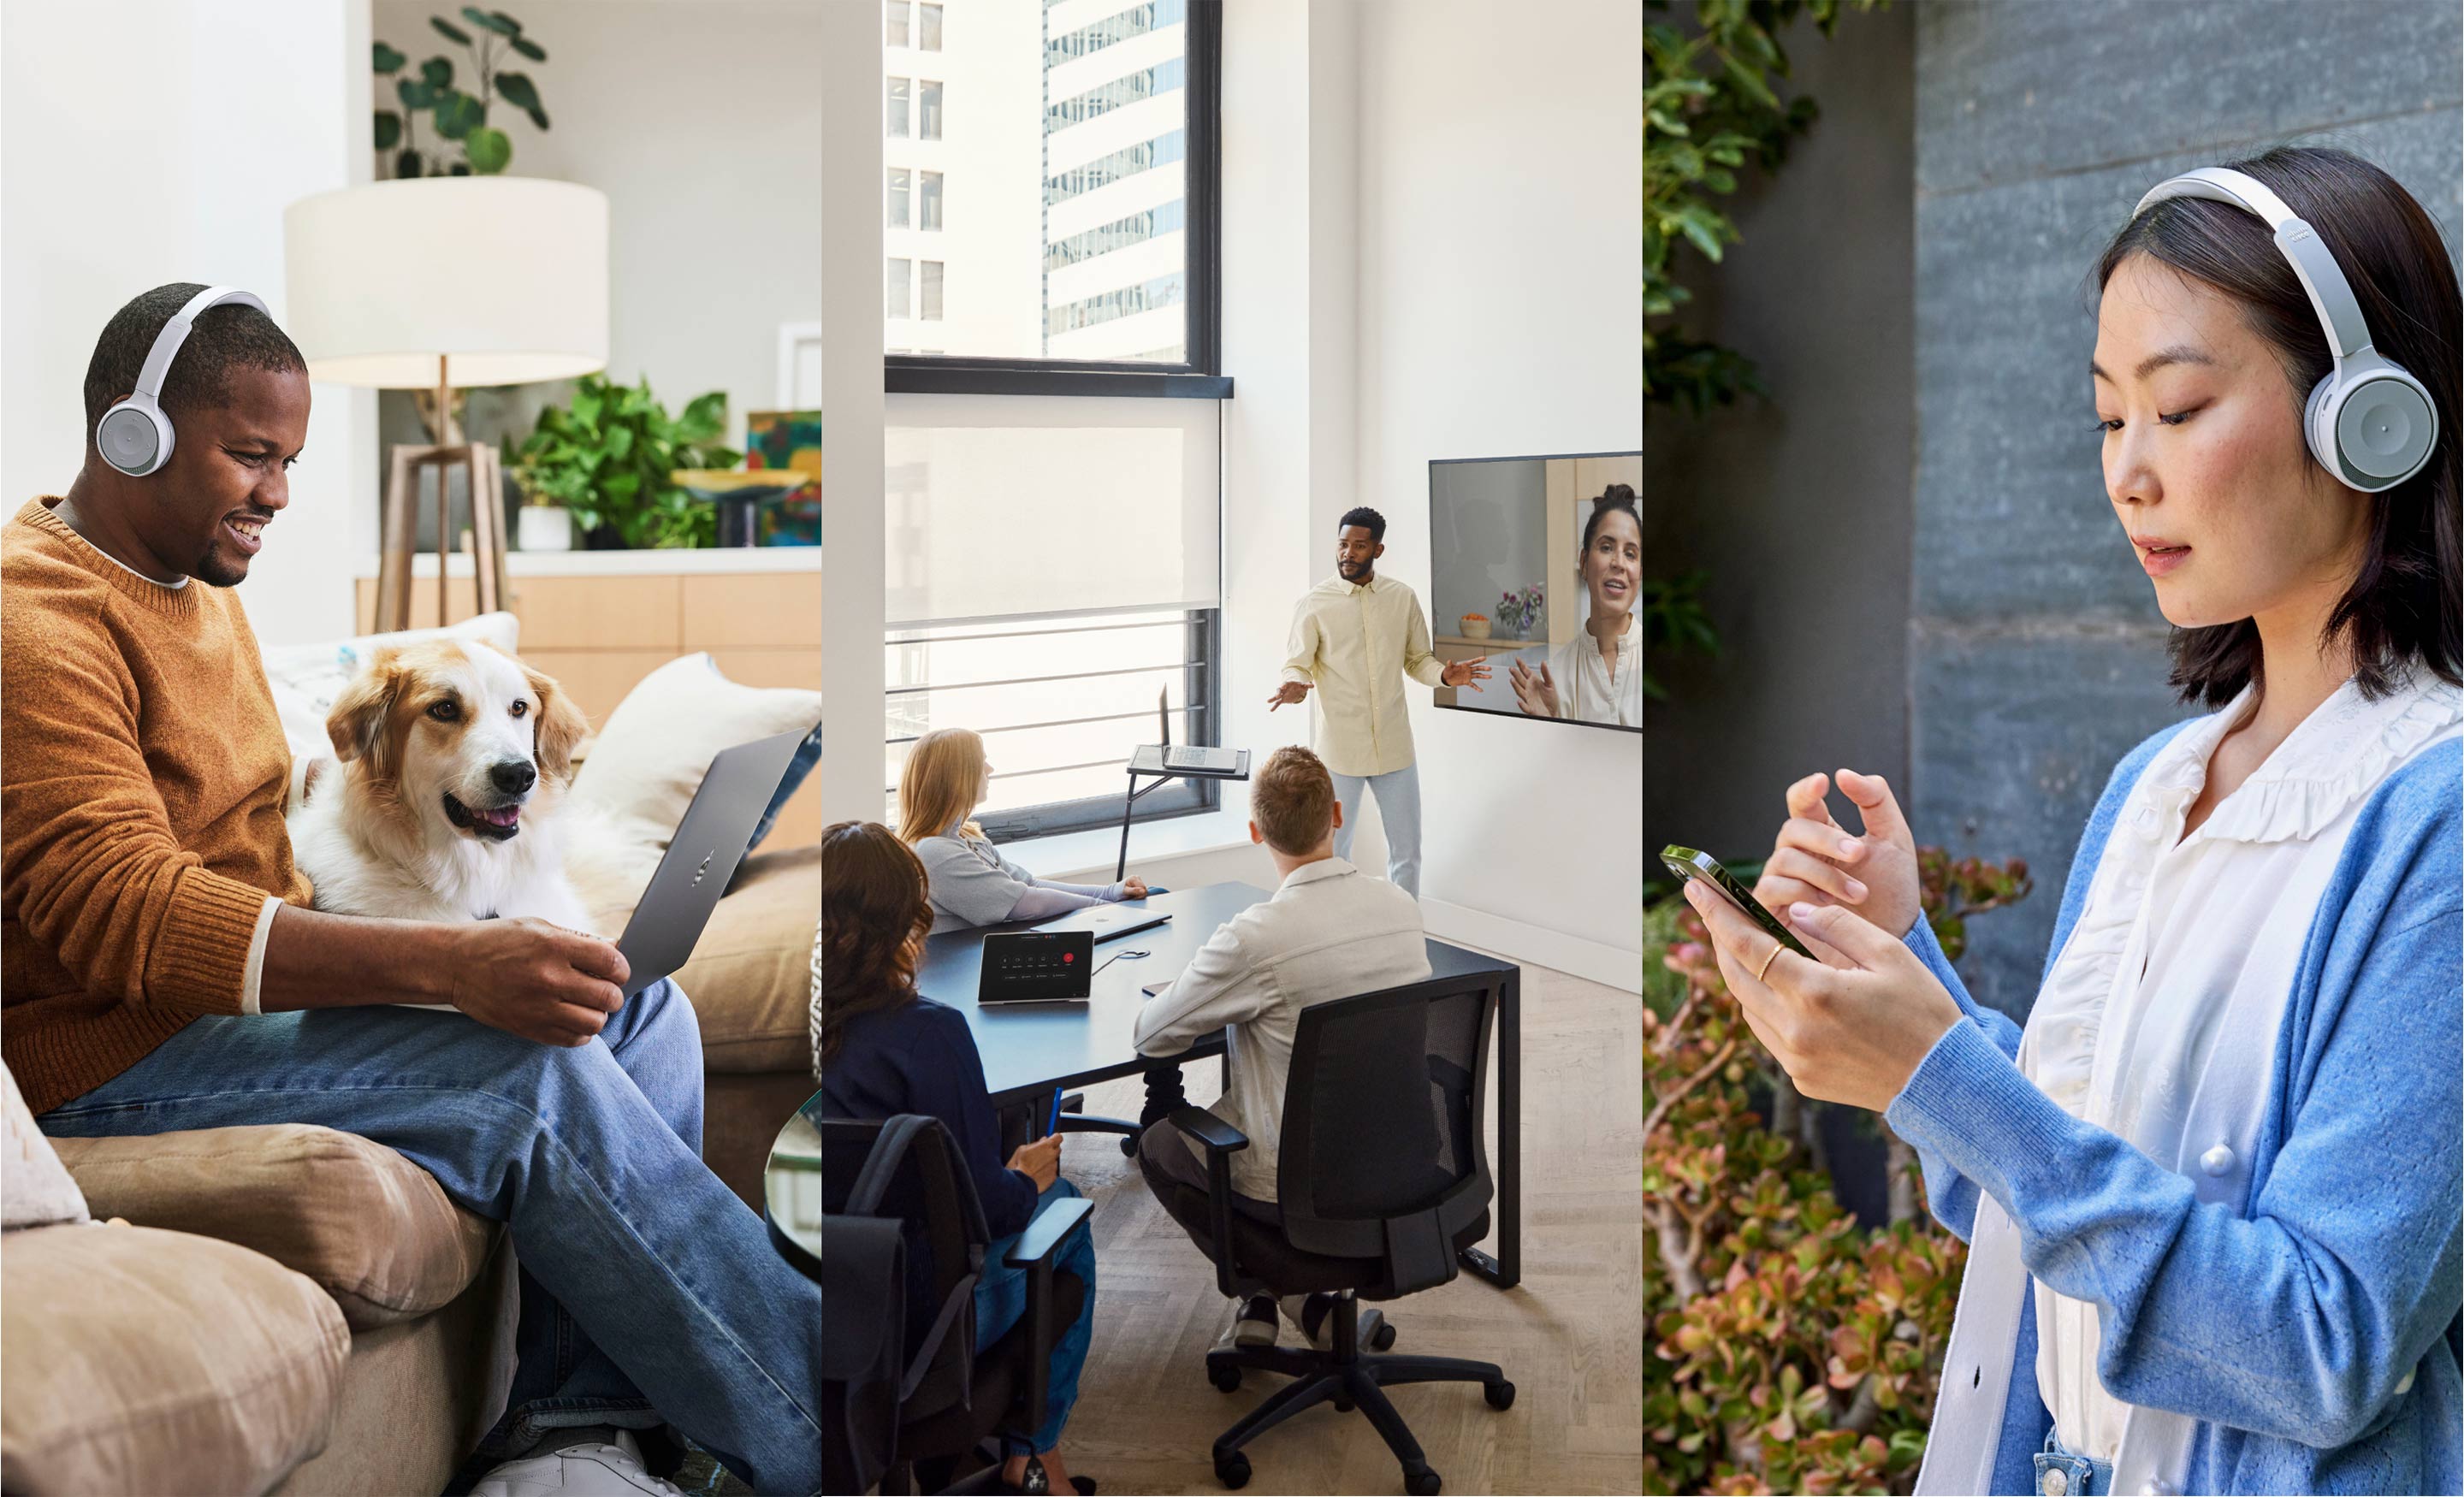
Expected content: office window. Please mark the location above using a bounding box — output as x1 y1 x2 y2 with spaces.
884 393 1224 837
886 76 909 138
921 260 944 321
879 0 1219 375
886 167 910 228
886 257 911 319
885 0 909 47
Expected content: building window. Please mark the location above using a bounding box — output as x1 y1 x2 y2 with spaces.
918 2 942 50
886 76 910 138
919 170 943 231
886 257 911 319
1045 58 1184 129
1043 131 1186 207
887 168 910 228
921 260 944 321
918 79 943 141
885 0 909 47
1047 272 1185 336
1045 0 1184 66
1045 199 1188 270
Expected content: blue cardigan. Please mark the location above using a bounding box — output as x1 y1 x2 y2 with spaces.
1886 727 2462 1494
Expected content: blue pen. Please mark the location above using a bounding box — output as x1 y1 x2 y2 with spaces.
1047 1085 1064 1137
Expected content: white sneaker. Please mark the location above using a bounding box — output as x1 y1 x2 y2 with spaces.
468 1429 687 1497
1211 1294 1279 1352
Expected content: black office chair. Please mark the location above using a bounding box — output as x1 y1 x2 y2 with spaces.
1142 976 1515 1495
819 1115 1093 1494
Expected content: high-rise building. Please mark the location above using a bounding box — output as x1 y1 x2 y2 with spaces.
1041 0 1188 361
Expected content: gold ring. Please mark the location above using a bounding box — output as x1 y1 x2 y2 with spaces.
1755 944 1783 985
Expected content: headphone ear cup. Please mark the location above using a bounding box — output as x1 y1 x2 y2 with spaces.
2334 371 2436 488
2303 374 2340 476
97 399 174 477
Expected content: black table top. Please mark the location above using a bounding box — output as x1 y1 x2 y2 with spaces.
916 880 1517 1104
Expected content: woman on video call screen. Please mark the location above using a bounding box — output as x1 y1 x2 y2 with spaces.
1511 483 1641 727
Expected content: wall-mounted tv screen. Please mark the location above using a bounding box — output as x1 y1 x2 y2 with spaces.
1429 451 1643 732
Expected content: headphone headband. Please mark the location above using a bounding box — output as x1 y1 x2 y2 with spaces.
129 286 270 405
2134 167 2372 362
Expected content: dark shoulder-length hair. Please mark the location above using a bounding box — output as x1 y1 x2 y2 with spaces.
819 820 936 1065
2094 145 2461 707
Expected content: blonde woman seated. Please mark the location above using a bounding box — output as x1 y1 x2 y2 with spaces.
899 727 1151 934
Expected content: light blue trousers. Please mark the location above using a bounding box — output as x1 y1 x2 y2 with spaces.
1330 762 1422 897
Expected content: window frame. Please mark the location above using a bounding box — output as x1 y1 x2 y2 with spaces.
918 77 944 140
884 0 1227 399
918 0 942 50
886 74 911 138
886 256 912 319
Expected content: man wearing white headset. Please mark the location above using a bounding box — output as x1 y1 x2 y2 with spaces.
2 285 820 1496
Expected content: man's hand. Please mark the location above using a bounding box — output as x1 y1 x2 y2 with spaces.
1268 680 1312 711
443 917 629 1046
1007 1133 1061 1191
1440 655 1490 689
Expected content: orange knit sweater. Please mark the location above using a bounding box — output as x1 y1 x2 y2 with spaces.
2 497 309 1115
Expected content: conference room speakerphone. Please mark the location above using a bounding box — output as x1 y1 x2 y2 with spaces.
978 931 1096 1004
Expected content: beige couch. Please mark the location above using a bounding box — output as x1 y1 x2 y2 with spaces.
0 843 817 1497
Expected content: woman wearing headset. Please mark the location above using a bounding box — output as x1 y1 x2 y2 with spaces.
1688 147 2460 1495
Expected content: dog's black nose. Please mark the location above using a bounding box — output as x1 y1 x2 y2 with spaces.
490 760 537 795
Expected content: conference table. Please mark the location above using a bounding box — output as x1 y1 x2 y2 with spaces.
916 881 1524 1289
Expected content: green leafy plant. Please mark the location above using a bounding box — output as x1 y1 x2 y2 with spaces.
1641 571 1721 702
373 9 549 179
512 375 739 550
1638 847 2029 1494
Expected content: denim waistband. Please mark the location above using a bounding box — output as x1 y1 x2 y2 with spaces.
2034 1430 2116 1497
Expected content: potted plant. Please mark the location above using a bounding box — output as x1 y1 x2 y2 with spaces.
373 9 551 179
509 463 573 552
512 374 740 549
1495 584 1543 641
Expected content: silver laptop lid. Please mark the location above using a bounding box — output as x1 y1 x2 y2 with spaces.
614 725 811 997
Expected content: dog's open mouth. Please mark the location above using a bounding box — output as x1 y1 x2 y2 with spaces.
442 794 523 842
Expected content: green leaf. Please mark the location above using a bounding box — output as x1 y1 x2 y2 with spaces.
394 148 424 180
524 106 551 132
420 56 453 89
374 110 402 151
430 15 472 44
398 77 435 110
373 41 407 73
433 90 484 139
491 11 525 33
508 34 546 62
462 5 518 34
494 70 542 111
464 125 512 173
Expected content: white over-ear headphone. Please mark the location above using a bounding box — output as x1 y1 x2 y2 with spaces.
94 286 271 477
2133 167 2437 494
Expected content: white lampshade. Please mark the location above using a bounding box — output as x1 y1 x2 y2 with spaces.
282 177 609 388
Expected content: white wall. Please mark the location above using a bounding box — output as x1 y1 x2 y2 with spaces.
371 0 821 448
1354 0 1644 986
820 0 888 827
1 0 374 647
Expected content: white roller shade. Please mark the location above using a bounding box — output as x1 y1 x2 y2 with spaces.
885 392 1221 626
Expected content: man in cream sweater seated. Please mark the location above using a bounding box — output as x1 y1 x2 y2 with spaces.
1131 745 1431 1352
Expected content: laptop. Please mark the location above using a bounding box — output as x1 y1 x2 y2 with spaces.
1033 902 1170 944
1150 688 1241 774
612 726 812 997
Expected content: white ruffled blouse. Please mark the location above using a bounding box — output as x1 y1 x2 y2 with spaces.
2017 669 2464 1464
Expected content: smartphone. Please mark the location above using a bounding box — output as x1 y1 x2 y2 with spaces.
1660 845 1811 959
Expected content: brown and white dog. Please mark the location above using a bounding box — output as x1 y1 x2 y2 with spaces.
288 639 601 928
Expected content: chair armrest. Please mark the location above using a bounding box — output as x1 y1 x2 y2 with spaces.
1004 1194 1092 1269
1165 1108 1251 1299
1165 1106 1249 1155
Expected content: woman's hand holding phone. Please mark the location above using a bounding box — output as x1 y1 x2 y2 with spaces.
1755 769 1923 940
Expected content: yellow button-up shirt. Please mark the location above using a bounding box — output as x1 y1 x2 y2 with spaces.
1280 572 1448 778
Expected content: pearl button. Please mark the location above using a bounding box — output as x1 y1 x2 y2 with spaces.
2043 1467 2070 1496
2200 1144 2236 1177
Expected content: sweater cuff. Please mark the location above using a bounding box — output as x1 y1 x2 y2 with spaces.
239 896 282 1015
144 871 281 1016
1903 914 1981 1022
1885 1016 2075 1204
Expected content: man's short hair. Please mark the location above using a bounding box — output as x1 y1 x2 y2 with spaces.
1252 746 1336 855
82 282 306 430
1337 506 1386 543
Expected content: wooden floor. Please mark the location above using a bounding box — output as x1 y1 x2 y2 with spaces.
1056 958 1644 1496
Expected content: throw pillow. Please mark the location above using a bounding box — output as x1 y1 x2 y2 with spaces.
1 1062 89 1231
569 654 822 855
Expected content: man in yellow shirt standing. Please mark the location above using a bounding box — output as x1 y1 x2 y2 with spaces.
1270 507 1487 896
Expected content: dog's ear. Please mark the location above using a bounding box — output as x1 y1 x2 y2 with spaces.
524 664 590 782
326 648 405 776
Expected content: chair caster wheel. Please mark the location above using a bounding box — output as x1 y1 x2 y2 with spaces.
1371 1321 1397 1352
1119 1134 1139 1157
1209 1364 1242 1393
1405 1469 1442 1495
1484 1379 1516 1410
1214 1451 1251 1489
1335 1396 1355 1412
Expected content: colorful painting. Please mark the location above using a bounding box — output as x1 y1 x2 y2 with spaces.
744 410 822 546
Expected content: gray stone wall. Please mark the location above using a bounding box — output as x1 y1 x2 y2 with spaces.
1910 0 2463 1016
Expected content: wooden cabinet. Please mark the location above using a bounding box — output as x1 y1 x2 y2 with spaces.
355 565 822 847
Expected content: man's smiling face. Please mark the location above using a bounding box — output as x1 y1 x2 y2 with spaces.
145 364 309 586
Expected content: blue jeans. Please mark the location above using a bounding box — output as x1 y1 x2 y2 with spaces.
975 1180 1096 1452
2035 1430 2115 1495
38 982 821 1495
1330 762 1422 897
